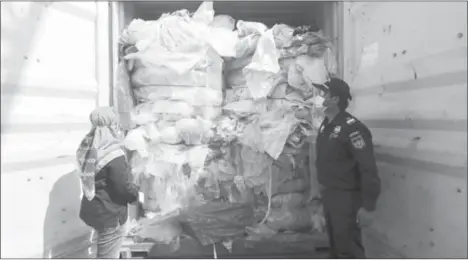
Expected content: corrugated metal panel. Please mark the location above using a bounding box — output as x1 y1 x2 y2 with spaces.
130 1 326 27
0 2 110 258
342 2 467 258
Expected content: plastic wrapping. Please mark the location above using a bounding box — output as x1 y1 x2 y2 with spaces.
236 20 267 37
131 66 209 88
242 29 281 100
266 208 312 231
295 55 329 86
175 118 214 145
114 60 137 131
133 86 223 106
271 193 306 209
234 34 260 58
211 15 236 30
179 201 256 246
272 24 295 48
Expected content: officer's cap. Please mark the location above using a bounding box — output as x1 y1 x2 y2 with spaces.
313 77 352 102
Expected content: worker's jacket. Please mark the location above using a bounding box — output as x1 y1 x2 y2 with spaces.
79 155 139 231
316 111 381 211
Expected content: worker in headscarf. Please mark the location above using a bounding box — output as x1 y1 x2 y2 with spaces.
312 78 381 258
76 107 140 258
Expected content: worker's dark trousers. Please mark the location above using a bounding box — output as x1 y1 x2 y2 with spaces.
322 188 365 259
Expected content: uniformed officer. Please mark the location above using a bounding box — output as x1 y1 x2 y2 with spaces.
313 77 381 258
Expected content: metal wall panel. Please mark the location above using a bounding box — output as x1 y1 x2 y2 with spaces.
342 2 467 258
0 1 110 258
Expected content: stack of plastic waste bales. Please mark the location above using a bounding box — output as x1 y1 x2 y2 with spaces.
121 2 238 216
220 21 336 237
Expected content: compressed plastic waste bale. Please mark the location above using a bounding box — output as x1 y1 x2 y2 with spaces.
211 15 236 30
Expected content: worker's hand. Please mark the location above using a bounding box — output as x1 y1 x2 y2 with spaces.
357 207 375 228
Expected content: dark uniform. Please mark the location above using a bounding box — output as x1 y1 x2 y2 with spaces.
316 111 381 258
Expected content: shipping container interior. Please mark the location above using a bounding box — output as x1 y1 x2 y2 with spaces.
116 1 340 258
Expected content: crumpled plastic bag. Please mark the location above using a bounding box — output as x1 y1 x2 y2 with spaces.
234 34 260 58
136 100 196 118
224 88 252 103
129 217 183 246
123 2 234 75
266 208 312 231
225 54 253 72
133 86 223 106
245 223 277 240
236 20 267 37
179 201 256 246
192 1 214 25
211 15 235 30
259 109 302 160
159 125 183 145
271 193 306 209
208 27 238 58
223 99 268 117
226 68 247 88
242 29 281 100
175 117 214 145
295 55 329 86
139 159 206 214
272 24 295 48
124 127 150 157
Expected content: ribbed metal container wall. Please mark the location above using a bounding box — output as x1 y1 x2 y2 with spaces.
342 2 467 258
1 2 110 258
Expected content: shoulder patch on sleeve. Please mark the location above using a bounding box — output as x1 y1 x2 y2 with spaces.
350 131 366 149
346 117 357 125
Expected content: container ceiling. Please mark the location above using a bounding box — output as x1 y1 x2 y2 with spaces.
128 1 330 27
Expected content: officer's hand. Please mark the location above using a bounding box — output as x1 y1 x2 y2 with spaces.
357 207 375 228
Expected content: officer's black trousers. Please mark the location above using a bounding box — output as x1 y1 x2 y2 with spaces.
322 188 365 259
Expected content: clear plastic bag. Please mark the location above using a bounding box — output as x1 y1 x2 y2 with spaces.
272 24 295 48
236 20 267 37
243 29 281 100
